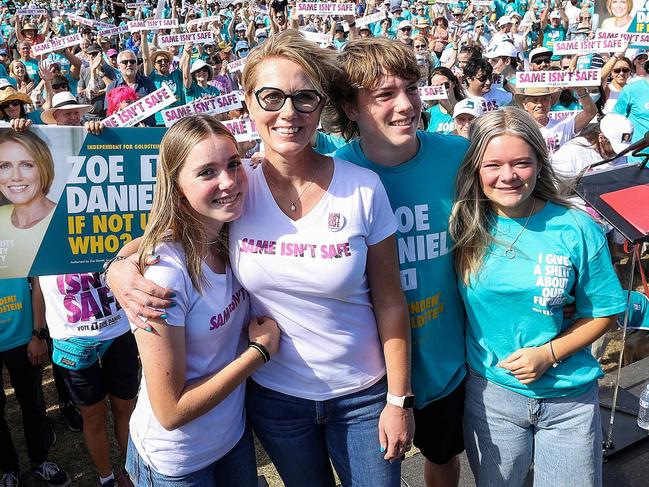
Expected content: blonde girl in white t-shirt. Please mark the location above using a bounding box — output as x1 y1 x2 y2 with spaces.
119 115 280 486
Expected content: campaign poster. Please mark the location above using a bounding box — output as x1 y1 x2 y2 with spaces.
598 0 646 34
0 126 165 279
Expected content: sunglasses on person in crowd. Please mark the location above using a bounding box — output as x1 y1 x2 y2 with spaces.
401 27 412 32
120 59 137 65
0 100 22 109
414 43 427 49
474 74 490 82
254 87 323 113
533 57 551 65
155 58 170 65
613 67 631 74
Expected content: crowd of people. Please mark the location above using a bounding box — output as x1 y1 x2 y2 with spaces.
1 0 648 487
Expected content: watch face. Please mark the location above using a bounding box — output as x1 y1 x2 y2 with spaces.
403 395 415 408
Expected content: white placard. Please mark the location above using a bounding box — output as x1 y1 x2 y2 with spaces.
226 57 247 73
155 0 165 19
222 117 260 142
102 84 177 127
64 12 97 28
159 30 214 47
128 18 179 32
161 92 243 126
32 33 83 55
548 110 582 121
472 0 494 6
94 21 114 30
126 2 149 9
97 25 129 36
595 30 649 47
516 69 601 88
187 15 221 26
299 30 333 44
355 11 387 28
552 38 626 55
295 2 356 16
17 8 48 16
418 85 448 101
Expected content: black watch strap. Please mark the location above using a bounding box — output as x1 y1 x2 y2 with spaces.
32 328 47 339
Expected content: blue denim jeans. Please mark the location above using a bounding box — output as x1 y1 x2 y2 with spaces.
463 368 602 487
125 426 257 487
246 376 401 487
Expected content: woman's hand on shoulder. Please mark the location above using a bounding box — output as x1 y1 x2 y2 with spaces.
497 345 555 384
106 253 174 328
248 315 280 357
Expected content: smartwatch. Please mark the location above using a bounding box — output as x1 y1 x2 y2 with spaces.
386 392 415 409
32 328 47 339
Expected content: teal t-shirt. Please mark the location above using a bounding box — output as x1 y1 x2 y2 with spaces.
150 69 185 125
543 25 566 61
0 278 33 353
313 131 347 155
184 82 221 103
620 291 649 330
459 202 625 399
613 78 649 161
23 58 41 84
335 131 469 407
425 104 454 134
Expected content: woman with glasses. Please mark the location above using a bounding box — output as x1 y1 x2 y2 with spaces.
184 58 221 103
602 54 633 114
425 66 465 134
0 86 42 125
106 30 412 487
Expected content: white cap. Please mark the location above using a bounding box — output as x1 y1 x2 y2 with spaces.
0 78 12 90
401 1 410 7
600 114 635 154
235 22 246 31
398 20 412 30
484 42 518 58
255 28 267 38
453 99 482 119
549 10 561 19
497 15 512 26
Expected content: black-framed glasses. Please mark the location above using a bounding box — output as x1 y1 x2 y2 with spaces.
155 58 170 65
414 44 427 49
533 57 551 65
254 87 323 113
0 100 22 109
120 59 137 65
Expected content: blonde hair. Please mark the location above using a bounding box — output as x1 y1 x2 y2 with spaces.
0 129 54 195
138 115 238 293
448 107 571 284
241 29 342 98
326 37 420 141
606 0 632 15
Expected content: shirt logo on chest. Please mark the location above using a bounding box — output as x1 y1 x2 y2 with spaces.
328 212 346 232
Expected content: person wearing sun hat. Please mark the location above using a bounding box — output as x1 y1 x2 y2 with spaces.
16 19 46 44
516 85 597 155
184 58 220 103
142 32 191 126
41 91 92 126
0 85 41 126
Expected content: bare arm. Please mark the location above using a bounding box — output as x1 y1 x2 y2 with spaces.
573 87 597 133
142 29 153 76
367 235 414 462
28 278 49 366
136 314 279 430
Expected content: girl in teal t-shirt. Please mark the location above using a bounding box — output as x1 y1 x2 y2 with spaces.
449 107 624 486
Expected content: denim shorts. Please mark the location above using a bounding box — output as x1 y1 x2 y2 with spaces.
463 368 602 487
246 376 402 487
125 426 257 487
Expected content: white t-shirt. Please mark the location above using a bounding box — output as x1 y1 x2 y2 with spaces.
551 136 628 177
603 83 621 114
467 87 512 113
129 243 248 477
229 158 397 400
540 115 576 155
39 273 130 341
